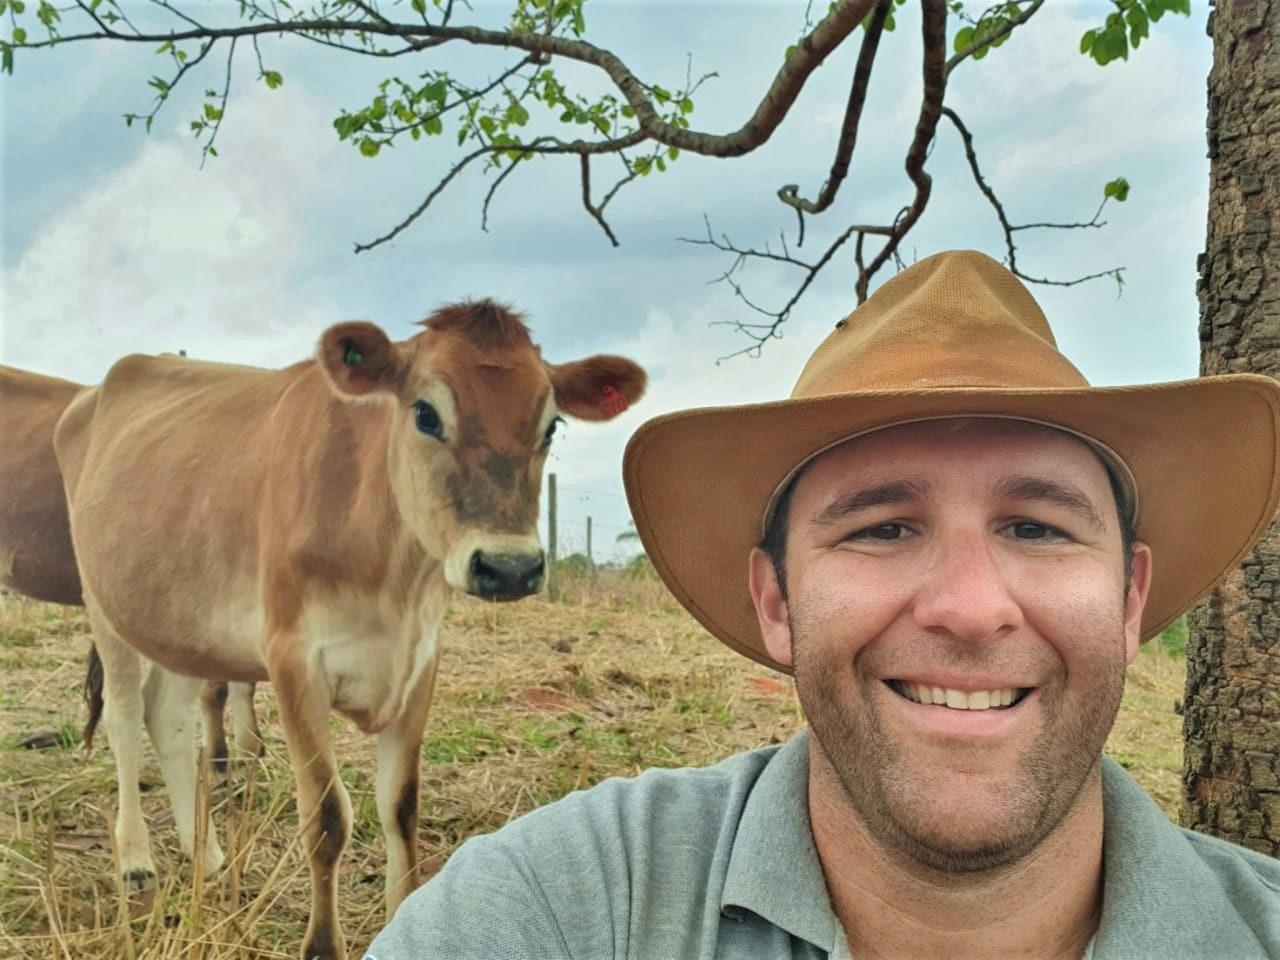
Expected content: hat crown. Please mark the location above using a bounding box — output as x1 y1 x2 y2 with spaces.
793 250 1090 397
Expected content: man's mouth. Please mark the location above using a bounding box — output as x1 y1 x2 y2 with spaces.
886 679 1032 712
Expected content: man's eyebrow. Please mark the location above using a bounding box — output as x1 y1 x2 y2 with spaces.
993 474 1106 530
813 478 932 526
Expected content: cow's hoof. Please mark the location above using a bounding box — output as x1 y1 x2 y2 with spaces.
122 868 157 896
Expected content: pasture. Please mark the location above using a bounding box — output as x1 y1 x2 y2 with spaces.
0 572 1187 959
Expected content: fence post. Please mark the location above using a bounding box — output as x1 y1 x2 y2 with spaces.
547 473 558 601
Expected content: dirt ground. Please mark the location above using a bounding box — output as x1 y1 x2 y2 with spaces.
0 577 1186 958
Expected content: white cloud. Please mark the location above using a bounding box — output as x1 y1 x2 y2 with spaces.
1 82 341 382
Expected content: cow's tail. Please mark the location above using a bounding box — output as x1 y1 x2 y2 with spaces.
83 643 105 754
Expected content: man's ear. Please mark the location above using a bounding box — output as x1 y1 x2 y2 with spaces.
546 355 646 421
749 547 793 668
317 322 405 399
1124 542 1154 665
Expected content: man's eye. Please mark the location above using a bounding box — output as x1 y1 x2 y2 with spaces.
855 523 907 541
1011 521 1055 540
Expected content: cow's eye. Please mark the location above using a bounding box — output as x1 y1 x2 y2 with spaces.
542 416 565 449
414 401 445 440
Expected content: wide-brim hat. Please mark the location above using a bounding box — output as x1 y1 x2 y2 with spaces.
623 250 1280 674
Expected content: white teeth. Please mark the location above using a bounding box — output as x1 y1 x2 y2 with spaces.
894 682 1022 711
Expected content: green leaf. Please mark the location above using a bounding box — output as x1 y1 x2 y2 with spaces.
667 145 679 161
651 85 670 104
1103 177 1130 202
953 25 975 53
424 115 443 135
620 104 635 118
678 97 693 115
478 115 496 135
783 43 796 61
411 0 426 12
359 137 380 157
11 27 25 44
2 43 14 75
655 156 666 173
263 70 283 90
1080 30 1095 55
11 0 23 12
203 102 222 121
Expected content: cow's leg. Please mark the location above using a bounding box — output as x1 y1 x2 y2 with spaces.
200 681 231 774
91 617 157 893
375 650 440 918
227 681 264 762
268 643 350 960
143 664 226 878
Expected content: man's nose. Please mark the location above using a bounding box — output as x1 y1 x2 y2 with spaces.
910 529 1024 643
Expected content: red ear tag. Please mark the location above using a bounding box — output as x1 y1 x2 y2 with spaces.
599 384 629 416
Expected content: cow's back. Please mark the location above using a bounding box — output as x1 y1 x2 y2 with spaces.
55 354 301 679
0 366 85 604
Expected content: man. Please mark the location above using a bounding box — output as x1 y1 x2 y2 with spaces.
368 251 1280 959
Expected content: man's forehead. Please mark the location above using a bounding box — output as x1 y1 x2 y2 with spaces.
801 418 1112 491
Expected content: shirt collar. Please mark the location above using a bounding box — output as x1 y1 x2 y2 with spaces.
1093 754 1264 956
721 729 842 952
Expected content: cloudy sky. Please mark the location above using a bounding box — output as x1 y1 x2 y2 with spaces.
1 1 1210 562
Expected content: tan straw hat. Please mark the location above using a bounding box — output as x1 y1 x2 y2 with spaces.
623 250 1280 674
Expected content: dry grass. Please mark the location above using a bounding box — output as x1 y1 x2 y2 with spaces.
0 575 1186 959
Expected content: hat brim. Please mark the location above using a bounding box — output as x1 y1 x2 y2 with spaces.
622 377 1280 675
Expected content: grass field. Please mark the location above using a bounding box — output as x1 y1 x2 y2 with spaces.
0 574 1187 959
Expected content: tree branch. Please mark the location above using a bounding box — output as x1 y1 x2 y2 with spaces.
854 0 947 301
945 0 1046 78
18 0 879 158
777 0 890 216
942 106 1124 290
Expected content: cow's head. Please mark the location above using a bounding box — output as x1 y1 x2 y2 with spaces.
316 300 645 601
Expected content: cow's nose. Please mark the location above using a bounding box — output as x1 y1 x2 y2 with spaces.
468 551 545 600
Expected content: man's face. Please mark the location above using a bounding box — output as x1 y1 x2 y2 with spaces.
749 419 1152 873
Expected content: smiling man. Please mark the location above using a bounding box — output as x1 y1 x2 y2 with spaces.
367 251 1280 959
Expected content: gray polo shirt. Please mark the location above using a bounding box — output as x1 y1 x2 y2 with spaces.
366 732 1280 959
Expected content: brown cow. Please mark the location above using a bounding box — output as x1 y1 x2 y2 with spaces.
55 301 646 960
0 364 261 767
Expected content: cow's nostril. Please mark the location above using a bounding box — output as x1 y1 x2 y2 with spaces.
468 551 545 599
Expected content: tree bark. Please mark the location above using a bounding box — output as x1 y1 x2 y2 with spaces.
1186 0 1280 857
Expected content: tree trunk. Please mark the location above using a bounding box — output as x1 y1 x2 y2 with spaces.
1186 0 1280 857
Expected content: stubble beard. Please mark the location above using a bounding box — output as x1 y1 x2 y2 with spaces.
791 605 1129 876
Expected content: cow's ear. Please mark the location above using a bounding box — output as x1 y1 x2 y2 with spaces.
318 322 405 398
547 355 647 422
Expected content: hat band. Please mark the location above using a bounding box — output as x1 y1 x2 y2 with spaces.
759 414 1140 541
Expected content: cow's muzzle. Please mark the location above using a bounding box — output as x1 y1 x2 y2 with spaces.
467 550 545 601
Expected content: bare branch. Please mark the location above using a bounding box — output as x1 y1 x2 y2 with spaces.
777 0 890 216
682 215 890 360
353 144 493 252
578 153 640 247
855 0 947 302
481 154 528 233
942 106 1123 289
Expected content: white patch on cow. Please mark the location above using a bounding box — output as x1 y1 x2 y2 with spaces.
307 566 451 733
